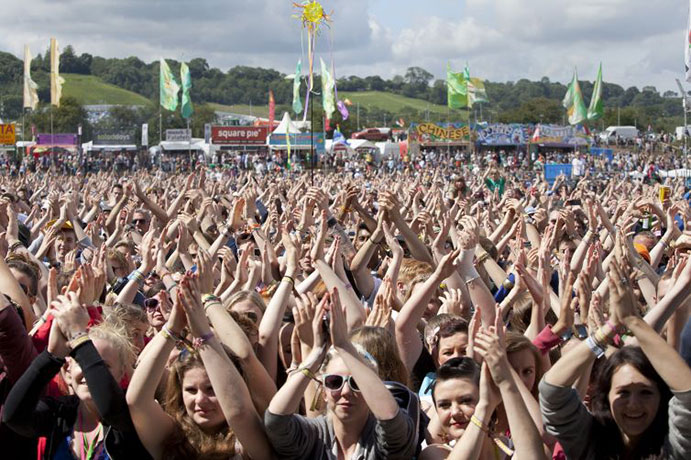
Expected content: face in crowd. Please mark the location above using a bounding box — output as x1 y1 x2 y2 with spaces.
132 211 150 234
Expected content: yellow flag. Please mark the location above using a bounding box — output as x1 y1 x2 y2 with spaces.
23 45 39 110
50 38 65 107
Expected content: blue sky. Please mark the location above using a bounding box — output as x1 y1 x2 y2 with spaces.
0 0 686 92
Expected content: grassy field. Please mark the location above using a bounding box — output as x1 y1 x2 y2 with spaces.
208 102 270 118
209 91 449 118
62 74 151 106
338 91 449 114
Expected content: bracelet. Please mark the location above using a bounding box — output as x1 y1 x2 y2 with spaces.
192 331 215 349
368 236 382 245
300 367 321 383
69 330 89 342
166 282 178 293
203 300 222 312
586 336 606 358
605 320 621 335
476 253 490 265
465 274 481 284
282 275 295 286
202 293 221 304
470 415 490 433
128 269 145 284
659 239 670 251
69 334 91 350
162 325 184 342
8 241 23 252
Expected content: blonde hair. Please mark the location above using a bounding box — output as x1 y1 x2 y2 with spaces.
87 321 136 371
225 290 267 314
350 326 410 387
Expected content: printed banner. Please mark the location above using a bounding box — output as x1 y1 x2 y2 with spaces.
93 131 135 145
532 124 590 146
165 129 191 142
142 124 149 146
211 126 269 145
36 133 77 145
268 132 325 153
410 122 470 142
476 124 529 145
0 123 16 146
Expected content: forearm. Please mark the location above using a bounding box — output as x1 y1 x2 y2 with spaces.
624 316 691 391
315 260 365 330
336 343 399 420
268 349 323 415
258 276 294 379
543 339 597 388
128 332 175 406
138 193 169 224
644 278 691 333
391 214 433 264
191 230 211 251
447 402 491 460
498 378 546 458
569 232 592 272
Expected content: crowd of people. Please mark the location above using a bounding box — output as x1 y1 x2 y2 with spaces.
0 151 689 459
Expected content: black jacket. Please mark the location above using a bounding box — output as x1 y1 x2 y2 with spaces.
2 341 152 460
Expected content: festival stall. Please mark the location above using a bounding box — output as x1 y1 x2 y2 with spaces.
83 131 137 153
408 122 473 154
28 133 78 157
475 123 530 152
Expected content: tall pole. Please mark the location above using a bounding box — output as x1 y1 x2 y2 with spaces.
357 102 360 130
187 118 191 166
310 90 314 185
684 98 688 156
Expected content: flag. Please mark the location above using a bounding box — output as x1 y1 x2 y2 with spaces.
447 63 468 109
320 58 335 117
336 100 349 120
333 125 349 145
587 63 604 121
343 98 353 106
562 69 587 125
160 59 180 111
686 0 691 82
23 45 39 110
180 62 193 119
50 38 65 107
468 77 488 106
268 90 275 129
292 60 303 115
531 124 541 142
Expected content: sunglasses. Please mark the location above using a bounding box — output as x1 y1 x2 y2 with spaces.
132 218 148 225
144 298 159 310
323 374 360 392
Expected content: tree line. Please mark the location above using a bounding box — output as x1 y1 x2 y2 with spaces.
0 45 686 138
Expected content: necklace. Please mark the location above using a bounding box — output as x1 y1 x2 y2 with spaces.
76 409 103 460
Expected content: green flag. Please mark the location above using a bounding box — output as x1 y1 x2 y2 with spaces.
562 69 587 125
447 63 467 109
587 63 603 121
320 58 335 117
292 60 303 115
468 77 488 106
180 61 193 119
160 59 180 111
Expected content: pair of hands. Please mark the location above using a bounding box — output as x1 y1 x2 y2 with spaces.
291 287 350 356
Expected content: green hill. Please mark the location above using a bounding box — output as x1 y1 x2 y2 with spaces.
208 91 449 118
62 74 150 106
338 91 449 114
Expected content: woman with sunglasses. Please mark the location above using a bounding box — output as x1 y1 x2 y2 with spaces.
126 273 271 460
265 287 418 459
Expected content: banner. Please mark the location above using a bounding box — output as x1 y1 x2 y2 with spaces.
165 129 191 142
544 164 573 185
36 133 77 145
142 123 148 146
211 126 269 145
268 132 325 153
160 59 180 111
476 124 529 145
532 124 590 145
410 122 470 141
204 123 211 144
180 61 193 119
93 131 135 145
50 38 65 107
0 123 16 146
23 45 39 110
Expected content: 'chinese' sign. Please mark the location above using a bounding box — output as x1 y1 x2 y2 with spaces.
0 123 16 146
211 126 269 145
412 122 470 141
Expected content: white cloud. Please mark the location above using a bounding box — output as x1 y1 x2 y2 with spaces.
0 0 685 92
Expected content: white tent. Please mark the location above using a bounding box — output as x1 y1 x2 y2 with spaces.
349 139 377 151
272 112 310 134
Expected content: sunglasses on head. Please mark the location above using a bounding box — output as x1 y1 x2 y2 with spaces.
323 374 360 392
144 298 159 310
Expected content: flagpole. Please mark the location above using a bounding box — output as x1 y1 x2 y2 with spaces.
310 89 314 185
187 118 191 167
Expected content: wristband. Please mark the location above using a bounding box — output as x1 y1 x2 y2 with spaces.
192 331 215 349
69 334 92 351
202 293 221 304
586 336 606 358
605 320 621 334
470 415 490 433
300 367 321 383
282 275 295 286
